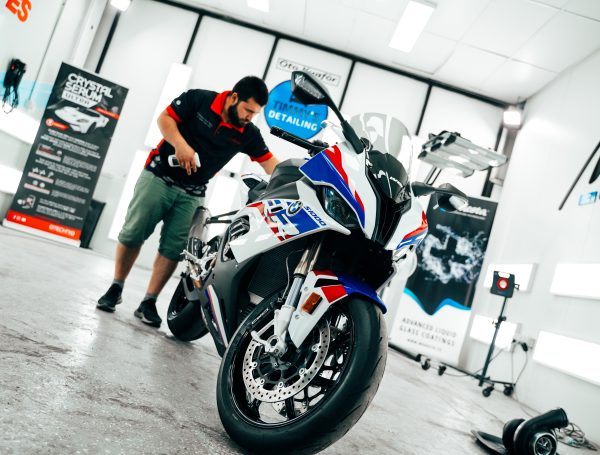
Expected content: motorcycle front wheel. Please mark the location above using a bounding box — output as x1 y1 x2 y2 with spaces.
166 278 208 342
216 294 387 454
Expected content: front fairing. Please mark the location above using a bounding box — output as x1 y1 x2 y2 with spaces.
228 181 350 263
300 138 426 251
300 142 378 238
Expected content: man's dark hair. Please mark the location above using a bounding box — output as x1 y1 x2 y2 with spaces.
232 76 269 106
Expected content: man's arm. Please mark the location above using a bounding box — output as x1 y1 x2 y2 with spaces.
258 156 280 175
157 109 197 176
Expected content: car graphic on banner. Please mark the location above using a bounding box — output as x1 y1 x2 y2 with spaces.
54 106 109 134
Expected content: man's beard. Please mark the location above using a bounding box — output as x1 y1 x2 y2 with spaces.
227 102 247 128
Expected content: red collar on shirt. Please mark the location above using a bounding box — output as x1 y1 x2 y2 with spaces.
210 91 245 133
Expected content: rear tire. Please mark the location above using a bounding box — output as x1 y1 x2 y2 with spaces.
167 279 208 342
216 295 387 454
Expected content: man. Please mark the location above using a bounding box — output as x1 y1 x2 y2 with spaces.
97 76 279 327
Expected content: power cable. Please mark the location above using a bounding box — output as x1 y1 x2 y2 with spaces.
557 422 598 451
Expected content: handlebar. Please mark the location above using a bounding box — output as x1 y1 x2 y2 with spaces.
270 126 328 156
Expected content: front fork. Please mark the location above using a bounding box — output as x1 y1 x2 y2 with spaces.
251 239 323 358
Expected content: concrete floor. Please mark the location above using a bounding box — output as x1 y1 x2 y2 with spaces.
0 226 584 455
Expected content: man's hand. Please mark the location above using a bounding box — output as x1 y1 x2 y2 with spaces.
175 142 198 176
158 109 199 176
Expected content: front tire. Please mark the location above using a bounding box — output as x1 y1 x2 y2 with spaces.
167 278 208 341
216 295 387 454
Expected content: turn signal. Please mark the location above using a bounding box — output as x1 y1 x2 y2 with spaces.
301 293 322 314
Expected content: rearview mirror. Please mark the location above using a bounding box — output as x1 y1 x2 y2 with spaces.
434 183 468 212
436 194 468 212
291 71 364 154
291 71 331 106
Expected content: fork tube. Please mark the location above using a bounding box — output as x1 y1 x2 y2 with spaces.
284 239 323 309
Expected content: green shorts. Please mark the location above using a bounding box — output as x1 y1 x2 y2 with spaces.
118 170 204 261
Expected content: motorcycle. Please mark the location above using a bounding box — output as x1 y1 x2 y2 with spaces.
167 70 468 454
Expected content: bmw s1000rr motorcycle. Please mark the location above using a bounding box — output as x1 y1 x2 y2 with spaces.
167 70 467 454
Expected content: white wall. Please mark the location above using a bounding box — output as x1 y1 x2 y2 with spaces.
341 63 428 135
186 17 274 93
463 49 600 443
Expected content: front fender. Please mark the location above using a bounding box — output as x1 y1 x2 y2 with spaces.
287 270 387 348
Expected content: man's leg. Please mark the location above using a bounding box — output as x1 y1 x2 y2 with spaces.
146 252 178 296
97 243 142 312
134 191 202 327
134 253 177 327
114 242 142 282
98 170 174 313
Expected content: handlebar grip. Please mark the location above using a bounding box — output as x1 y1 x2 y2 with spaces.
270 126 326 155
270 126 288 138
270 126 310 147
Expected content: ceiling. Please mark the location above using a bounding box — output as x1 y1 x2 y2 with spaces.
177 0 600 104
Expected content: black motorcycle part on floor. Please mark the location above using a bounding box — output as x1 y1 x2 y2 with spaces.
502 418 525 454
216 295 387 455
472 430 508 455
166 277 208 342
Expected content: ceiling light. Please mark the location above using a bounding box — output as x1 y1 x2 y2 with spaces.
503 106 523 128
248 0 269 13
389 0 436 53
110 0 131 12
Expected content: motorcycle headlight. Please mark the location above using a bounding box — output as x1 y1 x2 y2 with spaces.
321 187 360 229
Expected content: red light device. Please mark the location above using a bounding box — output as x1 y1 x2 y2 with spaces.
491 271 515 298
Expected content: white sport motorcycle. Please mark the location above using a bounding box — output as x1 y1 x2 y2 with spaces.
167 71 467 454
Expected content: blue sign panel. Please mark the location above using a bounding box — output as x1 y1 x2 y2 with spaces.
264 80 328 140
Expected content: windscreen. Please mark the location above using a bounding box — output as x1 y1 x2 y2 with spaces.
348 112 414 177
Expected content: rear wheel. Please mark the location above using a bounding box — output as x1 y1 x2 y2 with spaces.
167 278 208 341
216 295 387 454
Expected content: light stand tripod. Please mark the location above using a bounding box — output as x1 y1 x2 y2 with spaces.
438 272 518 397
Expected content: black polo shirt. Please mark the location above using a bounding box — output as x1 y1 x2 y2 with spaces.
145 89 272 196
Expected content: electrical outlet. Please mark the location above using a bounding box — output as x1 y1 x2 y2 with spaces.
513 334 536 350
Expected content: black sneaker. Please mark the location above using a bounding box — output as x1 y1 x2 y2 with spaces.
134 299 162 327
97 283 123 312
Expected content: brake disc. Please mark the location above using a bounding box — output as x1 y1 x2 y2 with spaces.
242 321 331 403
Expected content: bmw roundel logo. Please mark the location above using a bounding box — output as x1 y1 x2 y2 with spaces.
287 201 303 215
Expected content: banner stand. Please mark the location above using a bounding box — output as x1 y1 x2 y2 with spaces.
389 196 498 366
3 62 127 245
